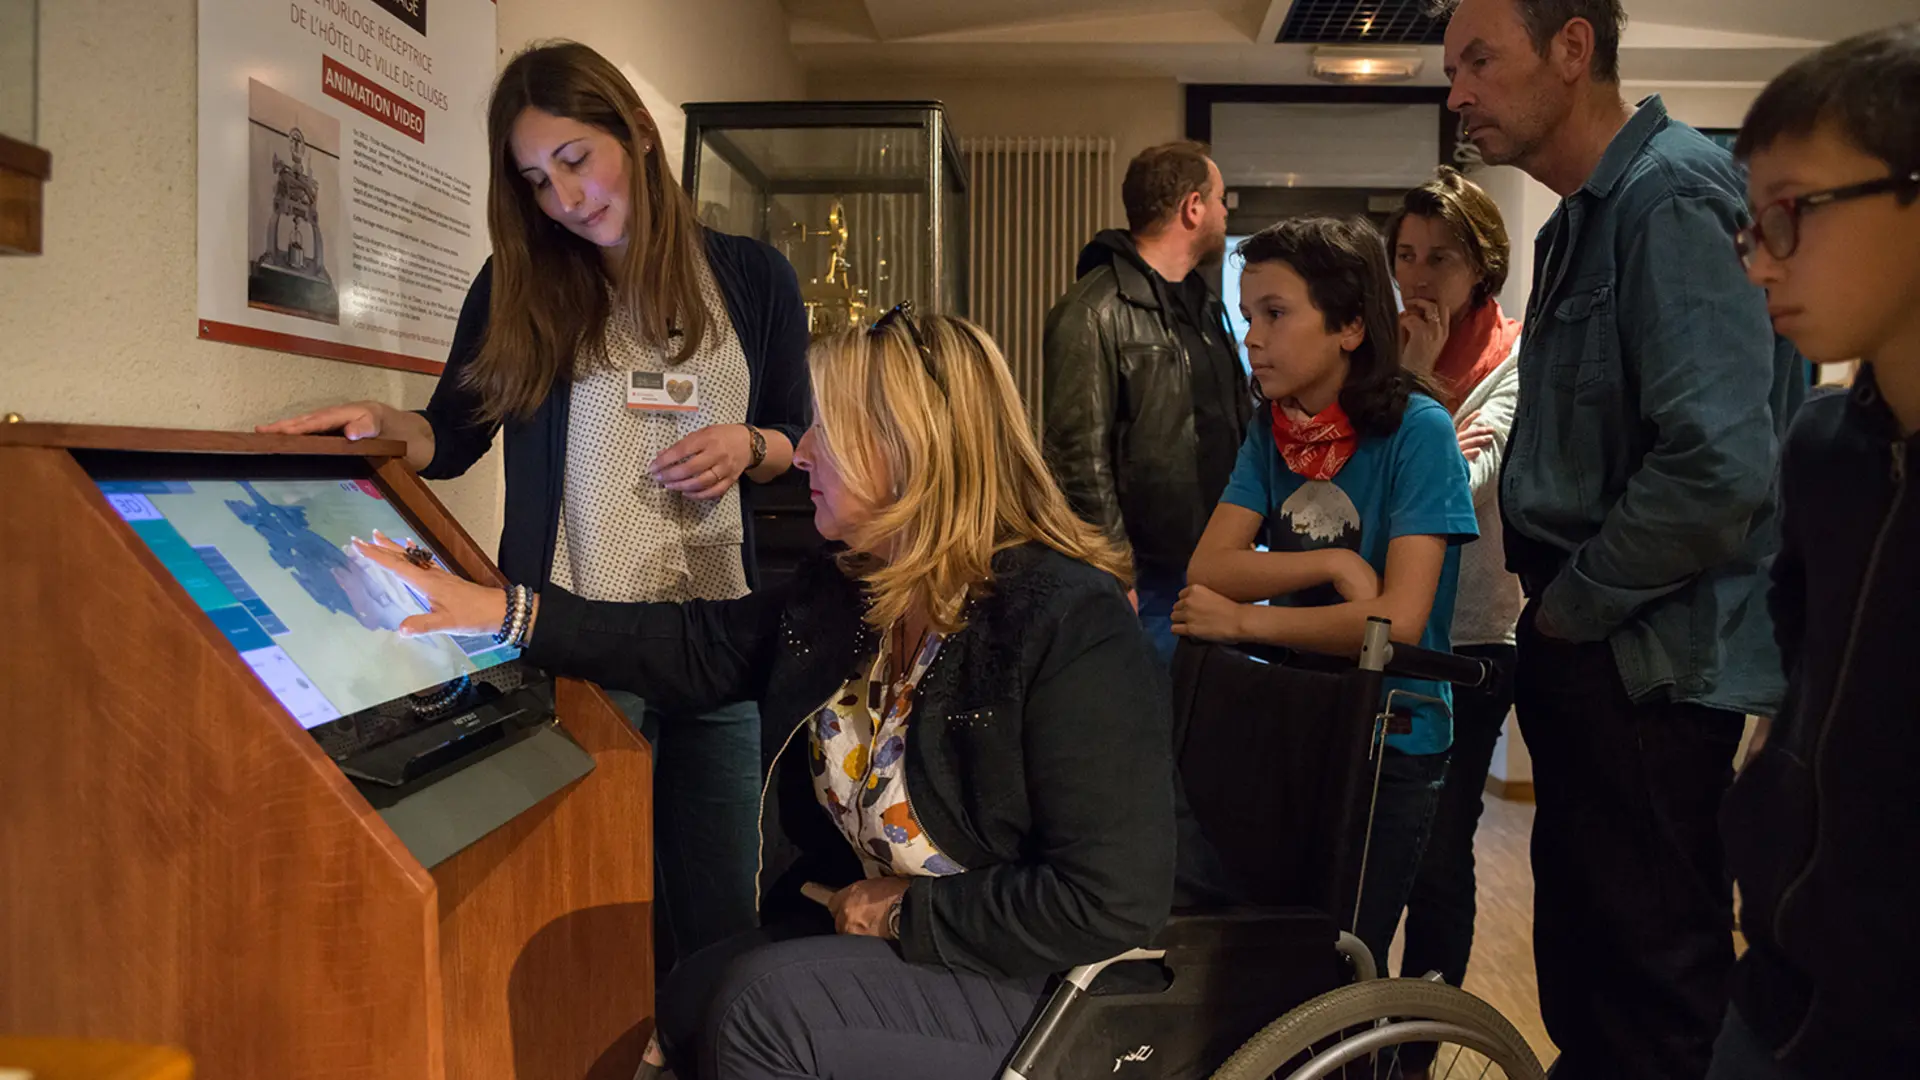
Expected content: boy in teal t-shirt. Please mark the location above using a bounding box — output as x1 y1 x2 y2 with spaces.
1219 391 1478 756
1177 217 1476 978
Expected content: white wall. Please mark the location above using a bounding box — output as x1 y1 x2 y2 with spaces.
0 0 33 142
807 72 1182 229
0 0 801 554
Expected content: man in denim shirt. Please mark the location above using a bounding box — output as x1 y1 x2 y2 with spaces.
1441 1 1805 1077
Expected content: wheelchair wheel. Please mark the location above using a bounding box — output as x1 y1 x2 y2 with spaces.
1210 978 1544 1080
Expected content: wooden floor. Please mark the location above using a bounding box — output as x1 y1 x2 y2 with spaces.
1387 792 1558 1069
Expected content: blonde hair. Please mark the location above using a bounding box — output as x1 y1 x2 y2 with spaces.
808 315 1132 635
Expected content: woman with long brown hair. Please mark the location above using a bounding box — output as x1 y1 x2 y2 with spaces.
262 41 811 969
345 309 1217 1078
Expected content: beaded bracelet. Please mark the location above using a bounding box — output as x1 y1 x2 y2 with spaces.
513 586 536 648
495 584 532 647
493 586 515 645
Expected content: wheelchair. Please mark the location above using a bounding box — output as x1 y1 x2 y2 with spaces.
1002 618 1545 1080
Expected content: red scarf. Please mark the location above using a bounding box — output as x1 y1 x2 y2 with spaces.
1432 300 1522 412
1270 399 1359 482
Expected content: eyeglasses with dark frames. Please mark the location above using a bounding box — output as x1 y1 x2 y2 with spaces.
1736 171 1920 269
870 301 944 394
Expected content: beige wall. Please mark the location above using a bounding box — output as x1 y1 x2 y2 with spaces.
0 0 800 555
807 72 1183 229
1629 83 1762 133
1476 83 1765 319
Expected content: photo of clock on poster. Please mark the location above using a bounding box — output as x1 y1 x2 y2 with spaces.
197 0 495 373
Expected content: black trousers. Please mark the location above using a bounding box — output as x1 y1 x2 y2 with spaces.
656 920 1050 1080
1515 605 1743 1080
1400 643 1519 987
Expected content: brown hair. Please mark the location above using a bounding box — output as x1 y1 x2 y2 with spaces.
1737 20 1920 188
1428 0 1626 82
1384 166 1512 309
1235 217 1432 438
1122 141 1214 235
808 315 1132 635
467 41 710 422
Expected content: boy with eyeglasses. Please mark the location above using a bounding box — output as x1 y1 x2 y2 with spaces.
1713 21 1920 1079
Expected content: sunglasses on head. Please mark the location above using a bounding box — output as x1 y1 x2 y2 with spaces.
870 301 944 395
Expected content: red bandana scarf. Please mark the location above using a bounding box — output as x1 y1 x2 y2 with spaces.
1270 399 1359 481
1431 299 1522 413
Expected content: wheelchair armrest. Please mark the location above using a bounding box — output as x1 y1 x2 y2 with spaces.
1002 908 1359 1080
1002 947 1166 1080
1376 637 1493 689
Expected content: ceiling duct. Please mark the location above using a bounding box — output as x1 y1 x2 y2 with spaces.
1277 0 1452 46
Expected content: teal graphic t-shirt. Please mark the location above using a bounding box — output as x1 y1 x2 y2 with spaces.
1220 392 1478 755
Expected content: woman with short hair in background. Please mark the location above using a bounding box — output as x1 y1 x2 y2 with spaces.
1177 215 1479 976
1385 166 1526 1027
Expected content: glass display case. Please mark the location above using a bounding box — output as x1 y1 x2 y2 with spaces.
681 101 969 331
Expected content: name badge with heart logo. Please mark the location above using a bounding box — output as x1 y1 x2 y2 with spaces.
628 371 702 413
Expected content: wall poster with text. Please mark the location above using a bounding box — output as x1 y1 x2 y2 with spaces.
198 0 495 373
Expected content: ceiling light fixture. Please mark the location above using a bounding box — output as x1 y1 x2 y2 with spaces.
1310 45 1424 85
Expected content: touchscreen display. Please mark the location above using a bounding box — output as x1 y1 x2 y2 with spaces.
98 477 517 728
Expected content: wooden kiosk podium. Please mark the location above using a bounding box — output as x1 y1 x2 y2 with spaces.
0 424 655 1080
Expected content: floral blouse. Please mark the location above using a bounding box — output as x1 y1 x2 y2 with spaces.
807 630 967 879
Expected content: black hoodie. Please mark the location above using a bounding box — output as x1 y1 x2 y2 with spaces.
1721 364 1920 1071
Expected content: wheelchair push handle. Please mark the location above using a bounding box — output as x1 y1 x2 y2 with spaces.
1361 617 1493 689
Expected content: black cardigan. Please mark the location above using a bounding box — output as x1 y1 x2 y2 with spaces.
416 230 812 590
526 543 1181 980
1722 366 1920 1071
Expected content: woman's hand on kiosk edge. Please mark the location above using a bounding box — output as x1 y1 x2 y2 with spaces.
650 424 755 501
828 876 910 938
259 401 387 440
351 531 513 638
258 402 437 472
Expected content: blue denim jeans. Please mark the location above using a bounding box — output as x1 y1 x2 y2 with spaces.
607 691 763 975
1135 569 1183 666
1705 1008 1807 1080
1352 746 1450 969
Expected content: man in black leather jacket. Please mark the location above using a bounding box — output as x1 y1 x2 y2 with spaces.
1041 141 1252 661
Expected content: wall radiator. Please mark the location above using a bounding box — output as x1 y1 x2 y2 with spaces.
961 137 1115 428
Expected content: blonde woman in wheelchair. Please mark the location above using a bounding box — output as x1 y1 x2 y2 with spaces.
352 305 1236 1079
